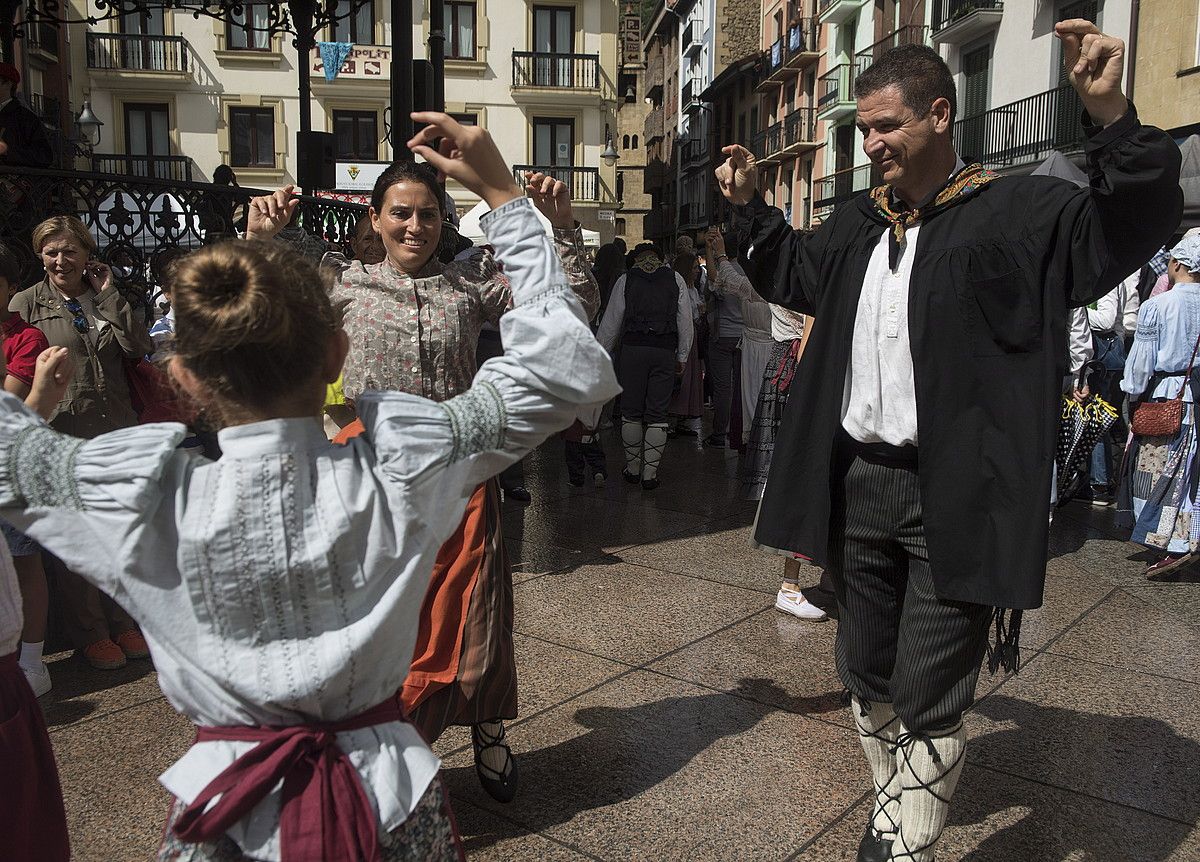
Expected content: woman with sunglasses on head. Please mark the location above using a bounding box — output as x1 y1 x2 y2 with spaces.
245 156 599 804
9 215 153 672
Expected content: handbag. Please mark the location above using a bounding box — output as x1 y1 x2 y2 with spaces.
1131 329 1200 437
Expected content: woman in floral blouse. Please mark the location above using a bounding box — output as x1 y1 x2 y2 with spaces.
246 163 599 802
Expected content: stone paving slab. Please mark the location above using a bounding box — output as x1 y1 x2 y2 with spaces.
43 437 1200 861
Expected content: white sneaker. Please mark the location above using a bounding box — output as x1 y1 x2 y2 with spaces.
593 472 606 488
21 661 51 697
775 589 829 621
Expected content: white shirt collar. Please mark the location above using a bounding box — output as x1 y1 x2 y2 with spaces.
217 417 330 458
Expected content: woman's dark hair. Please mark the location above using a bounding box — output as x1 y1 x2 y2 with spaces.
370 160 444 214
854 44 957 124
213 164 237 186
172 241 336 416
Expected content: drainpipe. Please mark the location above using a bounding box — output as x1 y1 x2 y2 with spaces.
1126 0 1139 102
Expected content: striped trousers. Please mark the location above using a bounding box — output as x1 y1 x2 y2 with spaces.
828 454 993 732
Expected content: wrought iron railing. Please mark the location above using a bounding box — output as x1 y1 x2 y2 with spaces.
511 52 600 89
0 165 366 322
25 16 60 55
678 201 705 229
683 21 702 54
933 0 1003 33
679 136 708 167
855 25 929 70
787 18 819 56
953 85 1083 168
511 165 601 202
87 32 190 73
813 163 878 208
758 121 784 158
91 154 196 182
781 108 817 149
818 64 855 109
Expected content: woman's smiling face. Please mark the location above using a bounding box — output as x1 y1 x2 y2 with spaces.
371 181 444 274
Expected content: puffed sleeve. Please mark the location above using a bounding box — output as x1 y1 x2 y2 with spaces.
1121 299 1160 400
349 198 620 543
0 392 185 591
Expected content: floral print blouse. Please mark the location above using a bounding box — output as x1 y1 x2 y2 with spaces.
326 226 599 403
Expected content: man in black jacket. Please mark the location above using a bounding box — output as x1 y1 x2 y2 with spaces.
716 20 1181 862
0 64 53 168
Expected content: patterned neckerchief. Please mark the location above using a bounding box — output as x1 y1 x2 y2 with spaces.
868 162 998 268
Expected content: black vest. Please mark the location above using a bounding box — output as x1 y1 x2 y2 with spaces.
623 266 678 337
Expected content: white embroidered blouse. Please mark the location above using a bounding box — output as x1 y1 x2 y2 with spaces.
0 198 620 861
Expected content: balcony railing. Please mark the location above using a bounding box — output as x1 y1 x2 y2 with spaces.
512 52 599 90
818 64 855 109
0 164 365 323
646 53 665 98
813 163 878 209
87 32 190 73
855 25 929 70
933 0 1003 33
644 161 668 191
754 122 784 161
682 79 705 111
679 137 708 168
953 85 1083 168
787 18 819 58
26 17 59 56
512 165 600 202
683 21 702 56
768 37 784 72
780 108 817 151
678 201 705 229
91 154 196 182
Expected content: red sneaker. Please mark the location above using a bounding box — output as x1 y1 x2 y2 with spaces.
82 639 127 670
1145 553 1193 580
114 628 150 659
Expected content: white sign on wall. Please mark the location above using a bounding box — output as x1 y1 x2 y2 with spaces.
336 161 390 191
312 46 392 79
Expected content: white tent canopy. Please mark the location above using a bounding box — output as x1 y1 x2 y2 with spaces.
457 199 601 247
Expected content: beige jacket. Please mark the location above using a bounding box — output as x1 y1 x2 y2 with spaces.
10 279 152 438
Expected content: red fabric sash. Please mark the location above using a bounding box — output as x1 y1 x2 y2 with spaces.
172 696 405 862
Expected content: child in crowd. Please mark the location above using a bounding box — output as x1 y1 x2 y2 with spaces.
0 243 55 695
0 327 74 862
0 114 618 861
562 418 607 487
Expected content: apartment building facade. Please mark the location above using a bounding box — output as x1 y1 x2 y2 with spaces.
69 0 621 241
615 1 651 245
1131 0 1200 136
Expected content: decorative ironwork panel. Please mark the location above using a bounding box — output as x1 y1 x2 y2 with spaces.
0 165 366 323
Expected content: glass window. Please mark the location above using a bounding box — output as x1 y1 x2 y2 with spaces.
331 0 374 44
445 2 477 59
450 112 478 126
228 3 270 50
230 107 275 167
333 110 378 161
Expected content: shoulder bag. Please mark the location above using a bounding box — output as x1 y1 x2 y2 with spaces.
1131 329 1200 437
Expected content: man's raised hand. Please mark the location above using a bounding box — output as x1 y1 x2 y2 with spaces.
1055 18 1127 127
715 145 758 207
409 112 522 211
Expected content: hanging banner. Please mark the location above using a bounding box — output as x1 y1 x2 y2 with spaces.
317 42 355 82
312 45 392 80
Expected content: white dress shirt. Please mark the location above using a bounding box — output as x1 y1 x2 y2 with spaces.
0 198 620 861
841 224 922 446
596 270 695 363
1086 271 1141 338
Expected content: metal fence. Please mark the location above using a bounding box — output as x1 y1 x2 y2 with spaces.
87 32 190 74
511 165 601 202
953 85 1083 168
512 52 600 89
0 165 366 322
932 0 1004 33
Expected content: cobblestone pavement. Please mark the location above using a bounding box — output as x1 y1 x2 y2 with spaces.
47 429 1200 861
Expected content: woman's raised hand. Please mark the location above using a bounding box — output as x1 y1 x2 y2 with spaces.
409 113 522 211
523 171 574 230
246 185 299 241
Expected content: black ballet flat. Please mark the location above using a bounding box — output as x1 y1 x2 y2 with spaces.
856 824 893 862
641 478 660 491
623 470 641 484
472 722 518 804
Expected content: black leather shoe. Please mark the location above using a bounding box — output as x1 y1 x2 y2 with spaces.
857 824 893 862
504 485 532 504
472 722 519 803
622 470 641 484
641 477 660 491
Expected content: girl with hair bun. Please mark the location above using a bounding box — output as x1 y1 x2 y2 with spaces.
248 147 600 803
0 114 619 862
